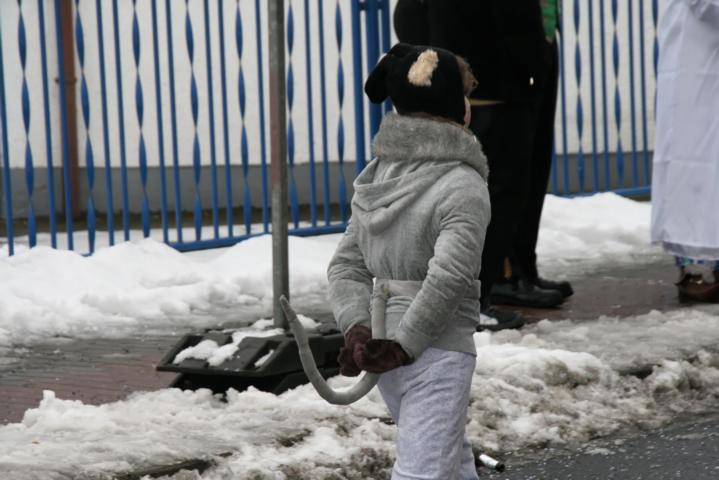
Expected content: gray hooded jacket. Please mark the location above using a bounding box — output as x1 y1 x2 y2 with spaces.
327 113 490 358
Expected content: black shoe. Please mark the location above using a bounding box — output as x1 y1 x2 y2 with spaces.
478 305 525 331
534 277 574 298
490 278 565 308
676 270 719 303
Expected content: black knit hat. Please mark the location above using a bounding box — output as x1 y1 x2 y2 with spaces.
364 43 465 125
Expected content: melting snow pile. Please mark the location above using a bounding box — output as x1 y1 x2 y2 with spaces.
468 307 719 452
536 192 654 263
0 193 655 348
1 307 718 480
0 236 334 347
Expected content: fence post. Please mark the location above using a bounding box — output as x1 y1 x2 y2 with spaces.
350 0 366 175
0 14 15 255
58 0 80 219
269 0 290 329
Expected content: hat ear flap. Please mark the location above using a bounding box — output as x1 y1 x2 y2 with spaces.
364 43 417 104
364 54 393 104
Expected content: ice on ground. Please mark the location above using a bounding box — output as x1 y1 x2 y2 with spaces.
2 307 719 480
584 447 615 456
520 307 719 372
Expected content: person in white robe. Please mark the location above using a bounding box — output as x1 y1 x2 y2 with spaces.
651 0 719 302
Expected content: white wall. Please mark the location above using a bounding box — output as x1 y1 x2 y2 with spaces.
1 0 658 174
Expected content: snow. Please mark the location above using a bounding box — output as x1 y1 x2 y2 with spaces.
1 192 713 479
172 317 320 367
537 193 653 261
535 193 659 278
521 307 719 373
0 235 335 347
0 381 393 480
2 308 719 480
0 193 656 348
253 349 275 368
173 340 227 366
585 447 615 456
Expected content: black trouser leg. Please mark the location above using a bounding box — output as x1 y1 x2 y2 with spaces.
511 42 560 280
470 103 535 303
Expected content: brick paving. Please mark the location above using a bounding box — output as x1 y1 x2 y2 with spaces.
0 336 179 424
0 257 682 426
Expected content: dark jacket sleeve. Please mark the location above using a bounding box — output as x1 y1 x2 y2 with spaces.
425 0 465 50
490 0 549 88
420 0 549 102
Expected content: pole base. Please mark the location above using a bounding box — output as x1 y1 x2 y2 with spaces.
156 329 343 395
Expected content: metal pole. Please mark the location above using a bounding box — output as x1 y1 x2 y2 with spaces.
269 0 289 329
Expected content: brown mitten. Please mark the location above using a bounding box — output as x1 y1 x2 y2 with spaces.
353 339 411 374
337 325 372 377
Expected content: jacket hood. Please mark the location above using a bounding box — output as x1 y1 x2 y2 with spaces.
372 114 488 179
352 113 488 234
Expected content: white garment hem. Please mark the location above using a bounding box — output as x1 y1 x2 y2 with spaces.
653 240 719 260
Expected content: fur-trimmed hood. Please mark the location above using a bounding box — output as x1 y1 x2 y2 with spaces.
372 113 488 179
352 113 488 234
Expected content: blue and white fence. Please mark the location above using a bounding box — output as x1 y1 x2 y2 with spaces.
0 0 657 256
553 0 658 197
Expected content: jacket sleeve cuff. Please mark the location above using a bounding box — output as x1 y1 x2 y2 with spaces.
343 317 371 336
334 306 371 336
394 323 434 360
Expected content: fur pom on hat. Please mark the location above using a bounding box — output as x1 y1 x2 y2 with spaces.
365 43 465 125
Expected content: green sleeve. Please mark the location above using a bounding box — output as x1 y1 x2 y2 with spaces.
541 0 559 39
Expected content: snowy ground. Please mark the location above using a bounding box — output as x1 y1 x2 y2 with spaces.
0 193 658 349
2 311 719 480
2 193 718 480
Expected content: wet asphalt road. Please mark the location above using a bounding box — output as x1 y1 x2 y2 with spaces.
486 413 719 480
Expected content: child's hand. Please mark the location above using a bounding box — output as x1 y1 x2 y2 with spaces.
353 339 412 374
337 325 372 376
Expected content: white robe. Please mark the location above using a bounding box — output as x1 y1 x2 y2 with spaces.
651 0 719 259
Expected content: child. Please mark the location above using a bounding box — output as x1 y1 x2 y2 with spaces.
327 43 489 479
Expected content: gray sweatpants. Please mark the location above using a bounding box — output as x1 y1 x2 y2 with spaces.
377 347 479 480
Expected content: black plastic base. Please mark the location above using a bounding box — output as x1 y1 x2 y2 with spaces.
169 367 341 395
157 328 344 396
